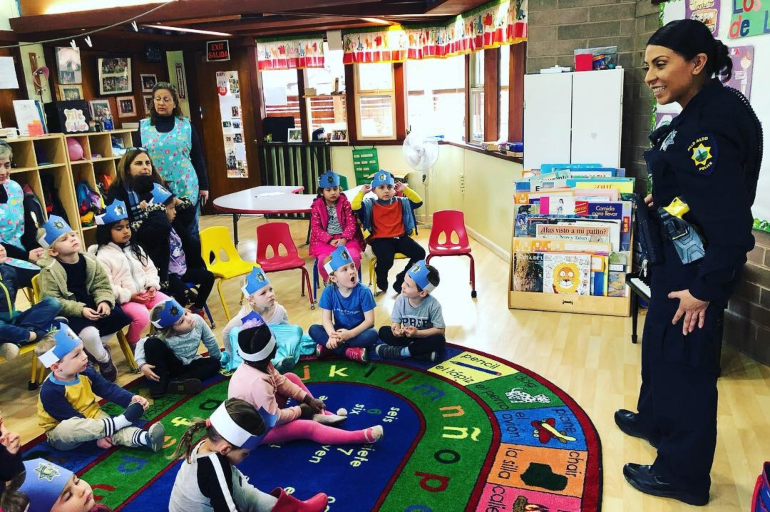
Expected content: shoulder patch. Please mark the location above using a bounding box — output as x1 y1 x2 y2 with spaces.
686 134 718 175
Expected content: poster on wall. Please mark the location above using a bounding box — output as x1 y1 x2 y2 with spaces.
216 71 248 178
727 45 754 98
685 0 720 36
729 2 770 38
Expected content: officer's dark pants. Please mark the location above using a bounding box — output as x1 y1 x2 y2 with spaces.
635 243 722 497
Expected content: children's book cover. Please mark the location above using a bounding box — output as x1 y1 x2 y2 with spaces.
513 252 544 292
543 253 591 295
608 271 627 297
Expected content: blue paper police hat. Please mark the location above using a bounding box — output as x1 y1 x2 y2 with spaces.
209 401 280 450
323 245 353 275
150 183 174 205
408 259 436 293
19 459 74 512
95 199 128 225
371 170 394 188
38 215 73 248
318 170 340 188
38 322 83 368
241 267 270 297
151 298 185 329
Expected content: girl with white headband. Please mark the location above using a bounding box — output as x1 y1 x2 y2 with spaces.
169 398 328 512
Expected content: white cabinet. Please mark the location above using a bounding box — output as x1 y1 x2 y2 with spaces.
524 68 624 170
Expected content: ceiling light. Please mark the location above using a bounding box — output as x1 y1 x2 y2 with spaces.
146 24 233 36
45 0 174 15
361 17 392 25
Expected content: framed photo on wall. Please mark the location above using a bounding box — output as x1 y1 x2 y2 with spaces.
98 57 132 95
116 96 136 118
56 47 82 84
143 95 153 115
89 99 112 119
287 127 302 143
140 74 157 92
57 84 83 101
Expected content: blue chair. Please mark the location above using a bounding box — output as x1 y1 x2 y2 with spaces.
312 258 362 302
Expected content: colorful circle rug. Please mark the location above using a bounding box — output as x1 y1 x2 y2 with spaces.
22 344 602 511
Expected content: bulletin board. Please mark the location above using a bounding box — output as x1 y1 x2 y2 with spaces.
663 1 770 231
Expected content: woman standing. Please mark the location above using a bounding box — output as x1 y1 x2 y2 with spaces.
616 20 762 505
140 83 209 239
0 141 44 287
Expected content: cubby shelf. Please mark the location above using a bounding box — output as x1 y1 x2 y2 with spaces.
4 129 135 248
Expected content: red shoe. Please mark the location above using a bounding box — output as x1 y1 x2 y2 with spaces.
315 344 336 359
270 488 328 512
344 347 368 363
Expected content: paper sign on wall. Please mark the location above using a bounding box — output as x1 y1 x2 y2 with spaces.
207 40 230 62
217 71 248 178
729 1 770 38
686 0 720 36
727 45 754 98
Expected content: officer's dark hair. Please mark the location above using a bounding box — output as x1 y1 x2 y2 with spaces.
647 19 732 83
416 264 440 292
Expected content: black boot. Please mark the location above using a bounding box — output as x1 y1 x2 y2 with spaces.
614 409 658 447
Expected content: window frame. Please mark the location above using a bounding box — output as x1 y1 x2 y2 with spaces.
469 51 485 142
353 62 398 141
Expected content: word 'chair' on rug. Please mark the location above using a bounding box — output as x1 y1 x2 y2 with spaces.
200 226 261 320
256 222 314 309
426 209 476 298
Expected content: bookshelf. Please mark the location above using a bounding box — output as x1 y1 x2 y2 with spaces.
5 130 135 249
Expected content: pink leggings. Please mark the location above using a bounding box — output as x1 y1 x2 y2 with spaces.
121 291 169 343
263 373 372 445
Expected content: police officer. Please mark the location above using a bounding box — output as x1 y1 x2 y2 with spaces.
615 19 762 505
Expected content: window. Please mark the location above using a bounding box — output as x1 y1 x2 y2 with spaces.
355 63 396 140
405 56 465 141
305 44 347 140
500 45 510 142
262 69 300 128
469 52 484 142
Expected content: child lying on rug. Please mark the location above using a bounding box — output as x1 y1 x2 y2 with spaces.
136 298 221 398
229 319 384 445
1 458 113 512
375 260 446 362
35 323 165 452
220 267 314 373
170 398 328 512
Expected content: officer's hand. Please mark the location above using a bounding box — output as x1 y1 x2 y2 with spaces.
644 194 654 208
668 289 709 335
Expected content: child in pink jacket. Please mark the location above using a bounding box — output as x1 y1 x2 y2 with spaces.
90 199 169 346
309 170 365 282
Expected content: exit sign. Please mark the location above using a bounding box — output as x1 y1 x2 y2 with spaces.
207 40 230 62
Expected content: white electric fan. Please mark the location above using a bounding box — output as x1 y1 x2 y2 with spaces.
402 132 439 226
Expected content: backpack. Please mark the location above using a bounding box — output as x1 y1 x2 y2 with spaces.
76 181 105 227
20 185 46 251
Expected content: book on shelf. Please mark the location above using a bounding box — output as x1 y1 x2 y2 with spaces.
608 271 627 297
512 237 612 255
536 224 612 244
591 255 609 296
543 253 592 295
512 252 544 292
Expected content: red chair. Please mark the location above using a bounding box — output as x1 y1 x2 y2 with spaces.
256 222 314 309
426 210 476 298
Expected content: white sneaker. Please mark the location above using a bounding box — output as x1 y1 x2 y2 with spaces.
0 343 20 360
312 413 347 426
365 425 384 443
336 408 348 417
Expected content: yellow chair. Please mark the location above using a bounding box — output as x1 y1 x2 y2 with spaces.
31 276 138 374
200 226 260 320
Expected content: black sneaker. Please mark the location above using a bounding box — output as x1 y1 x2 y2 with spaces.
375 344 405 360
167 378 202 395
97 345 117 381
414 351 438 362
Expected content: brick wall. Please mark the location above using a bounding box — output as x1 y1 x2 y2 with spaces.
725 230 770 365
527 0 660 185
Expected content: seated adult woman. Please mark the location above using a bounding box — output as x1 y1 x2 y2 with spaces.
0 141 44 288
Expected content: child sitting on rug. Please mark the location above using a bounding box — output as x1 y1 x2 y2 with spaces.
352 170 425 294
136 298 221 398
230 320 384 445
90 199 169 348
376 260 445 362
37 215 131 382
308 246 378 363
221 267 313 372
35 323 165 452
1 458 114 512
170 398 328 512
309 170 365 283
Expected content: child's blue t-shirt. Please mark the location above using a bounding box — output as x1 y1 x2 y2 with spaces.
318 283 376 330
